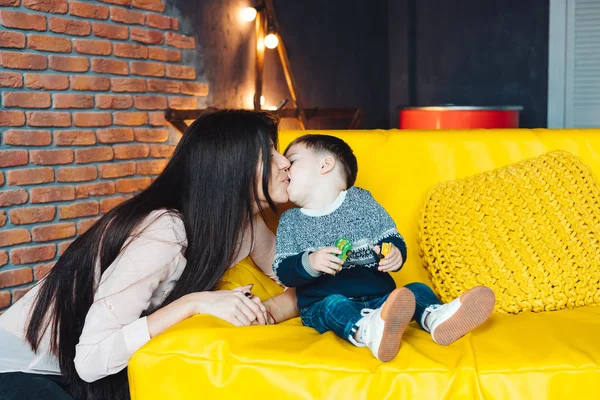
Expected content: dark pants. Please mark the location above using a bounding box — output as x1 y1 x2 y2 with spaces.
0 372 71 400
300 282 442 341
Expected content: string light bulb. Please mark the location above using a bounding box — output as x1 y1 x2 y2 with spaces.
264 32 279 49
240 7 257 22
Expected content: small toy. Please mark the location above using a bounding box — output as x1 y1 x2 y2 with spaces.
381 242 392 257
334 238 354 262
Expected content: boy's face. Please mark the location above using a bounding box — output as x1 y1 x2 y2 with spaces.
284 143 321 206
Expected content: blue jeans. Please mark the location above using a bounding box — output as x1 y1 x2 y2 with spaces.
300 282 442 341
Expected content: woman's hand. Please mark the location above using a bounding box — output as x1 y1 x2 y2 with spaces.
185 285 268 326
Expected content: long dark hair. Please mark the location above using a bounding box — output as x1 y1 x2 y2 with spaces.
25 110 279 400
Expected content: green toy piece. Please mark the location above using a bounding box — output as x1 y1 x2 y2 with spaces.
335 238 354 262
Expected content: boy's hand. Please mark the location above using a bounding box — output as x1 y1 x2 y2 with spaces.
374 244 403 272
309 247 344 275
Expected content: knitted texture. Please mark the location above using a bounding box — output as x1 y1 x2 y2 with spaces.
419 151 600 314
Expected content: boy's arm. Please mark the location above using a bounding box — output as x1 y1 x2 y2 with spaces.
273 211 321 288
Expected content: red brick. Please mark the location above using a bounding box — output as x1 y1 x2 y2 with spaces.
0 290 9 308
0 268 33 289
99 0 130 5
98 161 135 178
70 75 110 91
57 239 71 255
148 79 179 93
137 159 167 175
111 77 146 92
96 94 132 109
0 250 6 266
92 21 128 40
53 93 93 109
74 147 113 164
0 172 3 186
134 128 168 143
146 13 178 30
0 149 27 167
130 61 164 77
27 34 71 53
54 130 96 146
10 244 56 265
0 189 28 207
7 167 54 185
30 149 73 165
166 65 195 80
132 0 164 12
56 165 97 182
168 96 197 110
100 196 127 213
30 186 74 204
0 10 46 31
116 177 151 193
75 181 115 199
48 55 89 72
48 16 91 36
148 47 180 62
24 0 67 14
0 51 46 70
4 129 51 146
113 43 147 59
133 95 166 110
25 73 68 90
11 286 33 302
0 110 25 126
77 217 99 234
0 229 31 247
0 30 25 48
96 127 133 143
69 1 108 19
58 201 99 219
0 72 22 88
130 27 163 45
27 111 70 127
180 81 209 96
149 144 175 158
92 58 128 75
73 39 111 56
165 32 195 49
73 112 112 127
4 92 50 108
113 111 148 126
0 0 19 6
148 111 168 126
0 212 5 227
110 6 144 25
34 262 55 280
9 206 55 225
114 144 149 159
32 222 75 242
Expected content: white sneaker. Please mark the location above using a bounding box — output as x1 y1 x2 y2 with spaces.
350 287 415 362
424 286 496 346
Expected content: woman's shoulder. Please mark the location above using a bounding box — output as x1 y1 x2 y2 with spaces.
137 209 187 246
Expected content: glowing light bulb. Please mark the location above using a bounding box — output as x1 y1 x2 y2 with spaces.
260 96 265 106
240 7 257 22
264 33 279 49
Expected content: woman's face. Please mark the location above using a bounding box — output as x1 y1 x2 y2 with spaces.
255 144 291 210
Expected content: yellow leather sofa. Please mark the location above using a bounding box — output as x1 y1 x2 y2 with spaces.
129 129 600 399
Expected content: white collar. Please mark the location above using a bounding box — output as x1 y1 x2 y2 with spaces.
300 190 347 217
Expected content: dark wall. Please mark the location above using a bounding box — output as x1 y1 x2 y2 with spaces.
171 0 549 129
390 0 549 128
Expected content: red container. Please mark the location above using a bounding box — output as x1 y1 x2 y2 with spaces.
399 106 523 129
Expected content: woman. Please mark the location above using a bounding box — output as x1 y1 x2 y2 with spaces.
0 110 298 400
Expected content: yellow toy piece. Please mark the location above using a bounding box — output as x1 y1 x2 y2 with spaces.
381 242 392 257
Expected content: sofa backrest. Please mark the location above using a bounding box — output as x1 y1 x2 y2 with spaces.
276 129 600 287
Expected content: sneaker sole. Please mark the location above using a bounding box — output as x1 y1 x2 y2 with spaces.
378 287 416 362
432 286 495 346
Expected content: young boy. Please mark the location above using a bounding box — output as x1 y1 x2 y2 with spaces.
274 134 495 362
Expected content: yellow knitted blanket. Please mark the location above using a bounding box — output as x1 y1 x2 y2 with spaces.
419 151 600 314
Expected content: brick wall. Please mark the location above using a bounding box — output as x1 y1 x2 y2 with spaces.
0 0 208 312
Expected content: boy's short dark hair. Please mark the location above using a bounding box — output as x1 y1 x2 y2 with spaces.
285 134 358 188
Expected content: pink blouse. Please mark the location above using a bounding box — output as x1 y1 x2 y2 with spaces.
0 210 277 382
